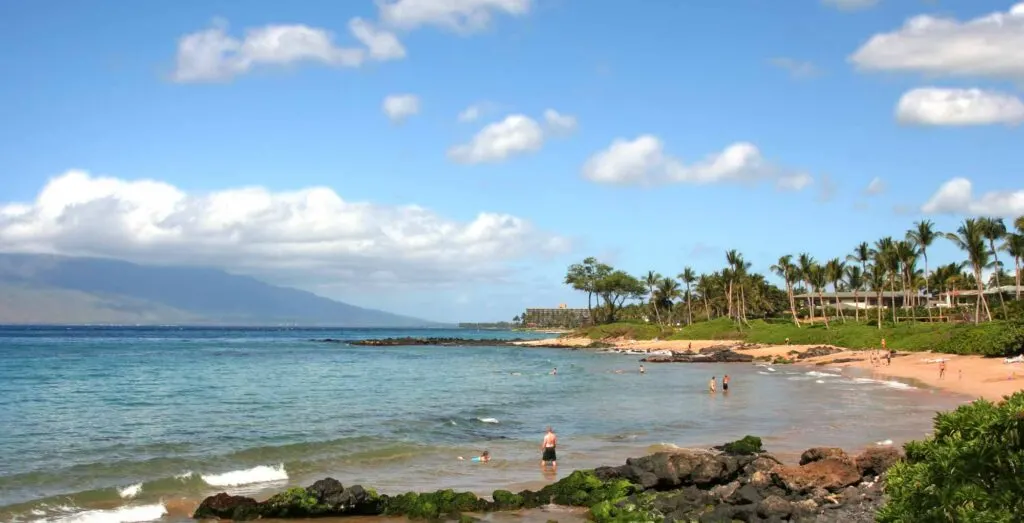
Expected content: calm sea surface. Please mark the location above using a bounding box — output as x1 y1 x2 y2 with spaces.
0 327 965 523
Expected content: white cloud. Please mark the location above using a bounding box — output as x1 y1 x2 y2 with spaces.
822 0 879 11
865 177 886 196
377 0 532 33
850 3 1024 80
171 19 402 82
0 170 570 288
769 58 820 79
543 109 577 134
458 105 483 123
349 17 407 61
382 94 421 122
895 87 1024 126
921 177 1024 216
580 135 812 190
448 110 576 164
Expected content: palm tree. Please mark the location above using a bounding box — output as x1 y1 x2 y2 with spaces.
653 277 683 324
735 255 753 327
825 258 847 323
724 250 742 323
771 255 801 327
907 220 938 321
847 241 871 316
808 263 830 329
644 270 663 325
845 265 864 322
1004 233 1024 301
798 253 816 324
978 217 1008 318
945 219 993 324
678 267 697 325
873 237 898 323
695 274 713 320
868 263 886 328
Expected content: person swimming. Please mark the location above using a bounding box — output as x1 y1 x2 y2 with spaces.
458 450 490 462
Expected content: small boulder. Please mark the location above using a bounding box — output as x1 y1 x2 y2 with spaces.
732 483 763 505
799 447 849 466
709 480 739 501
757 495 793 519
748 470 771 489
854 446 903 477
307 478 345 506
772 458 862 494
192 493 259 521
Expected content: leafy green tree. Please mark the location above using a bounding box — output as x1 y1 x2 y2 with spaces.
644 270 663 325
845 265 863 322
807 263 830 329
908 219 939 321
770 255 801 327
1003 232 1024 301
946 219 993 324
594 270 646 323
878 392 1024 522
677 267 697 325
868 263 886 328
979 217 1009 318
825 257 847 323
565 257 612 322
797 253 816 324
653 277 682 323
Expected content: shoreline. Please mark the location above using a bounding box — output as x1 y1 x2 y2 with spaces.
514 337 1024 402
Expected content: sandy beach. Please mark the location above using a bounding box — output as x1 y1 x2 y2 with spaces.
515 337 1024 402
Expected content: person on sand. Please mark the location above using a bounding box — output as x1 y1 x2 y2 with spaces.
722 375 730 392
541 427 557 469
708 376 717 393
458 450 490 463
939 360 946 380
886 351 891 366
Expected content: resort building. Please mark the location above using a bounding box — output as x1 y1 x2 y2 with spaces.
792 291 909 310
936 285 1022 307
523 304 591 328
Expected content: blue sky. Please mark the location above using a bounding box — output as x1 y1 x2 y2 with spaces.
1 0 1023 322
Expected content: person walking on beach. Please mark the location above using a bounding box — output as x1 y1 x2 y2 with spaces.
939 361 946 380
885 351 891 366
722 375 730 392
541 427 557 469
708 376 717 393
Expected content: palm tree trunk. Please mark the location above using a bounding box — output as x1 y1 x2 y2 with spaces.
818 291 830 329
685 285 693 325
727 281 734 322
833 291 846 324
703 294 711 321
876 290 883 329
739 284 751 327
889 274 898 324
787 281 800 327
1016 257 1022 301
973 266 984 324
854 290 860 322
924 256 932 323
991 242 1008 318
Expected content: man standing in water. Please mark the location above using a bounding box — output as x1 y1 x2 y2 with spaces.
541 427 557 469
722 375 730 392
708 376 717 393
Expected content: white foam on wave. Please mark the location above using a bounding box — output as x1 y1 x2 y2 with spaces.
477 417 499 424
174 471 194 480
876 439 893 446
117 483 142 499
815 380 825 384
757 371 772 375
852 378 915 390
35 503 167 523
200 464 288 487
806 371 840 378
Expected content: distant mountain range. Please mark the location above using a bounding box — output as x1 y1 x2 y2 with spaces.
0 253 442 327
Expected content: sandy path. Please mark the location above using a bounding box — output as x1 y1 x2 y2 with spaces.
515 337 1024 402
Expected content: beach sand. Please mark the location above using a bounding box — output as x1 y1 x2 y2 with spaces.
516 337 1024 402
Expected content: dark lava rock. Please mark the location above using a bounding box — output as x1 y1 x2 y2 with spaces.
797 346 844 360
854 446 903 478
348 337 526 347
642 349 753 363
192 493 259 520
799 447 849 466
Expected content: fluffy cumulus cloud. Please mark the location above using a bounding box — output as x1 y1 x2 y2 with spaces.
822 0 879 11
896 88 1024 126
0 171 569 287
850 3 1024 80
382 94 421 122
921 178 1024 216
580 135 813 190
448 110 575 164
172 19 403 82
377 0 532 33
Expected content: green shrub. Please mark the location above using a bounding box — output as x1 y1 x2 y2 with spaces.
877 392 1024 522
934 321 1024 357
578 322 669 341
719 435 763 455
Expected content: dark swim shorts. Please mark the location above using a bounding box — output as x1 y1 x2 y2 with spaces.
542 447 557 462
723 383 729 391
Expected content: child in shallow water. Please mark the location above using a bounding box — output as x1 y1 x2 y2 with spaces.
458 450 490 462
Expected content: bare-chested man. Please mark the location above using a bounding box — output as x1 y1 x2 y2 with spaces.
541 427 557 469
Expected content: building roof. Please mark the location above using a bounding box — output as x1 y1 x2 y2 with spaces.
793 290 906 299
939 285 1022 297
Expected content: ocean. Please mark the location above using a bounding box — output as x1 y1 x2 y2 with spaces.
0 327 965 523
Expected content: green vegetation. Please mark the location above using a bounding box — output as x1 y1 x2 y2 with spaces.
878 392 1024 522
719 435 763 455
559 216 1024 356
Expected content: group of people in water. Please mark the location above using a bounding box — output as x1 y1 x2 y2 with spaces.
707 374 731 393
459 426 558 471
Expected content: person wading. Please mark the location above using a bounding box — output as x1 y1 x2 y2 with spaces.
541 427 557 469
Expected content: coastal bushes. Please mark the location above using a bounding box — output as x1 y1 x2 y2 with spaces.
579 322 672 341
877 392 1024 522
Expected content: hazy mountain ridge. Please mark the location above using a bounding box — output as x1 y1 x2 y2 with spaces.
0 254 440 327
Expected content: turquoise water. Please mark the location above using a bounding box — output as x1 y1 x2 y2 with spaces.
0 327 963 523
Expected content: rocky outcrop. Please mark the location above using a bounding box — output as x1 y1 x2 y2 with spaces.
192 438 905 522
797 346 844 360
642 349 753 363
343 337 527 346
